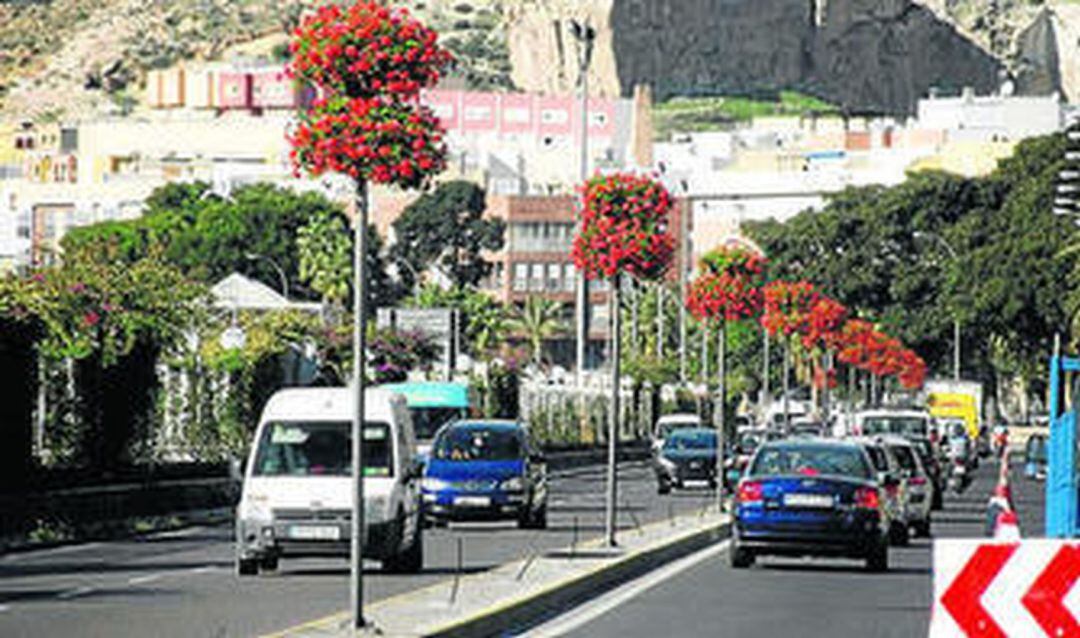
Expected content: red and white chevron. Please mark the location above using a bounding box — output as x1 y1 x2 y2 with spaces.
931 540 1080 638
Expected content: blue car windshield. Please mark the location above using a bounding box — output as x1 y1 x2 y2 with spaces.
433 426 523 461
749 444 872 480
664 431 717 451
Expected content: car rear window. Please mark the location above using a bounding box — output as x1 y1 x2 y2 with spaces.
863 445 888 472
889 445 918 472
749 444 872 480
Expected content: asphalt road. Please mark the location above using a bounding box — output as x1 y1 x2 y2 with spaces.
0 460 713 638
562 456 1045 638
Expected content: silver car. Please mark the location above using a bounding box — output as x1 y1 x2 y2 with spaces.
879 436 932 538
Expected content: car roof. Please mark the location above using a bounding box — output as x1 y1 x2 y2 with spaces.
260 387 400 423
444 419 523 431
377 381 470 408
657 413 701 424
666 427 717 437
762 437 859 449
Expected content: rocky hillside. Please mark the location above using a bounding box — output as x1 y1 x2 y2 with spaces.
0 0 1077 122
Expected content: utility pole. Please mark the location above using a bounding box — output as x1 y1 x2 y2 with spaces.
350 181 369 629
679 191 689 383
571 19 596 387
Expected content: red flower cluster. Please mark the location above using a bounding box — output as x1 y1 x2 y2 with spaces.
289 96 446 188
801 296 848 352
835 318 927 389
760 280 820 337
571 173 675 281
686 246 766 323
288 1 451 188
287 2 452 100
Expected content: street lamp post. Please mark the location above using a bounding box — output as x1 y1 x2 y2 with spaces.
570 19 595 386
245 253 289 300
913 231 961 380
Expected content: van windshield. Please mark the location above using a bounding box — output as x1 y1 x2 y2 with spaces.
253 421 393 477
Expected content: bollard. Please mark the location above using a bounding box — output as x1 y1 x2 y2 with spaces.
571 515 579 557
449 537 463 604
624 501 643 536
668 502 675 527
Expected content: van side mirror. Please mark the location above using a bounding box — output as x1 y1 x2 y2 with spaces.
229 456 245 483
878 471 898 487
406 458 425 481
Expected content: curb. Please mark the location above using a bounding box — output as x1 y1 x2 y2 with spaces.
423 517 731 638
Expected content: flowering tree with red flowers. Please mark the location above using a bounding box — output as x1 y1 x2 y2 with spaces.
685 245 767 482
287 1 451 626
571 172 676 281
572 172 675 544
758 280 819 424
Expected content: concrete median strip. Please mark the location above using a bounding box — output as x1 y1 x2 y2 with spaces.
267 511 730 638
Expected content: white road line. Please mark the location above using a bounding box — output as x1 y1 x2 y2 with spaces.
0 604 10 613
190 565 218 574
1 542 103 562
520 539 732 637
127 574 162 585
56 586 95 600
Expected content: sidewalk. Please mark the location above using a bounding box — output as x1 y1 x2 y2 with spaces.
268 508 730 638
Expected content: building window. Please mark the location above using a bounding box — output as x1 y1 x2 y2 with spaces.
530 263 545 291
563 264 576 292
513 263 528 291
547 263 561 291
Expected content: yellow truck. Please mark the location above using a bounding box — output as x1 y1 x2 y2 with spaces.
925 380 983 440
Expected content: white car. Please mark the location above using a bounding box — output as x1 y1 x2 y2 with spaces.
235 387 424 576
878 436 933 538
652 413 703 452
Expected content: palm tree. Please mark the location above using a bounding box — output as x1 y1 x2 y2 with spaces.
509 295 566 366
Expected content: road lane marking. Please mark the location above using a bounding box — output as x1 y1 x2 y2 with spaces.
520 538 732 637
190 565 218 574
57 586 95 600
0 604 10 612
1 542 103 562
128 574 162 585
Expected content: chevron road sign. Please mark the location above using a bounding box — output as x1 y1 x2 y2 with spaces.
930 540 1080 637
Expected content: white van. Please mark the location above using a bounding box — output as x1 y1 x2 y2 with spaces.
235 387 423 576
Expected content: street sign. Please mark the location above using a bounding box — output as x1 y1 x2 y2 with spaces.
931 539 1080 638
376 307 459 377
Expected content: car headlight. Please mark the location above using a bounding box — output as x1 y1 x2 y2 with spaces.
240 493 271 521
421 477 449 491
500 476 525 491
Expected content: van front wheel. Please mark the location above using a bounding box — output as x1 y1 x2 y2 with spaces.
384 513 423 574
237 557 258 577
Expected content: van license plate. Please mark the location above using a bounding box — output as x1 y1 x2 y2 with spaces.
454 496 491 507
783 493 834 508
288 525 340 541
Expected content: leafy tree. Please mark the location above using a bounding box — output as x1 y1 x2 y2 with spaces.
295 205 402 311
746 133 1075 400
62 182 344 299
391 180 506 290
508 295 565 366
408 283 510 358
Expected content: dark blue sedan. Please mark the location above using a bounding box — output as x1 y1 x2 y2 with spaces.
421 420 547 529
731 438 889 572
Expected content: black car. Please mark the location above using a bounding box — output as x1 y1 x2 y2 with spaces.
655 428 718 494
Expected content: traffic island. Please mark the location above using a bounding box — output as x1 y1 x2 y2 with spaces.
267 509 730 638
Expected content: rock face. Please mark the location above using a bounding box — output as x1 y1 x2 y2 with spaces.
508 0 1004 114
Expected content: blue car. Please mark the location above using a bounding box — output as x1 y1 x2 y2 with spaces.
421 420 548 529
731 438 890 572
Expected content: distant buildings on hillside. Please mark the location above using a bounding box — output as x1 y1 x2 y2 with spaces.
0 58 1069 294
